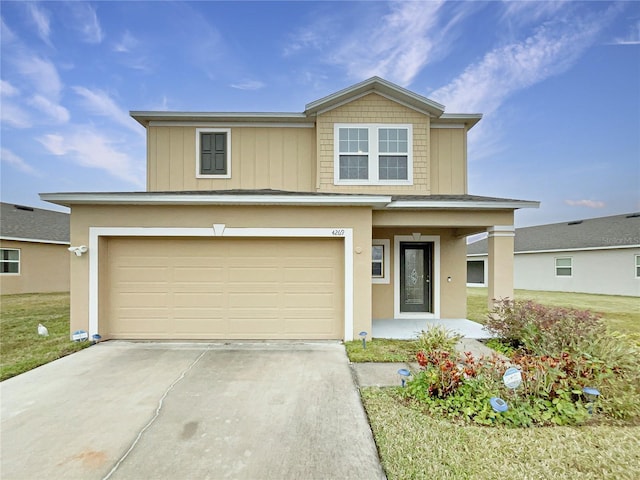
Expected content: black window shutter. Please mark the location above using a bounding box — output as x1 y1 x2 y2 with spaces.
200 132 227 175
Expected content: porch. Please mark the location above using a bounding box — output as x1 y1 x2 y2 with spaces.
372 318 491 340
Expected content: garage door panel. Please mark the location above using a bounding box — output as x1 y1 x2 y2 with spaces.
105 237 343 339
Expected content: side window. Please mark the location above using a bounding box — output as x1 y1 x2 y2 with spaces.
1 248 20 274
635 255 640 279
555 257 572 277
372 239 390 284
196 128 231 178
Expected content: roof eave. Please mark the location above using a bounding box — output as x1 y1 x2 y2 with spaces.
40 192 393 208
434 113 483 130
381 200 541 210
130 111 310 127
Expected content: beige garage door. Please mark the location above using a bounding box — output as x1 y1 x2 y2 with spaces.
104 237 343 340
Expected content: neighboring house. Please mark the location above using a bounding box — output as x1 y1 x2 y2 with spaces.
41 77 538 341
0 202 70 295
467 213 640 297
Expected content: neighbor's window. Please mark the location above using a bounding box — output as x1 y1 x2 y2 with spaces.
196 128 231 178
0 248 20 274
372 239 390 284
636 255 640 278
335 124 412 185
555 257 572 277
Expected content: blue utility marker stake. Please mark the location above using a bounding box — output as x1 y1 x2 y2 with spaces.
490 397 508 413
582 387 600 414
359 331 367 349
397 368 411 387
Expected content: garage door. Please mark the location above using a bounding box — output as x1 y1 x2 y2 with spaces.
104 237 343 340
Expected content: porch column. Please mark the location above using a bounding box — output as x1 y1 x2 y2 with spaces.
487 225 515 309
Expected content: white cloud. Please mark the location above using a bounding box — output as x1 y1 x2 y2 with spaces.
27 3 52 45
611 21 640 45
330 2 446 86
0 102 32 128
0 147 40 176
72 86 142 135
69 2 104 44
430 5 618 159
1 17 17 43
0 80 20 97
13 53 63 99
230 80 266 91
28 95 70 123
286 1 471 87
565 199 606 208
38 129 144 187
113 31 138 53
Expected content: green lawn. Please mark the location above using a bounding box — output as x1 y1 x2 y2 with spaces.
0 292 90 381
467 288 640 335
362 388 640 480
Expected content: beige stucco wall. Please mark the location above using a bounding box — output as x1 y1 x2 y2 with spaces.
371 228 467 319
316 93 431 194
148 126 315 192
69 204 372 339
430 128 467 194
0 239 70 294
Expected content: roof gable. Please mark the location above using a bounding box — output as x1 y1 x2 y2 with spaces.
304 76 445 117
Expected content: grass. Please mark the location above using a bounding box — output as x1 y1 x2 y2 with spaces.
0 292 90 381
467 288 640 336
362 388 640 480
344 338 420 362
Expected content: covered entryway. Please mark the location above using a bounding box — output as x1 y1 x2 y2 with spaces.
103 237 343 339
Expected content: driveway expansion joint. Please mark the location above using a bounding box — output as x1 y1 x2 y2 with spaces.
101 350 207 480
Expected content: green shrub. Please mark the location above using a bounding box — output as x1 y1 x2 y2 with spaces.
417 325 462 355
486 299 606 356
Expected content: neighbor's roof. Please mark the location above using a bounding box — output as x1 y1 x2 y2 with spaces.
467 213 640 254
0 202 70 244
40 189 538 211
131 77 482 130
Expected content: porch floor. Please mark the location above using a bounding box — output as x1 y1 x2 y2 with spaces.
372 318 492 340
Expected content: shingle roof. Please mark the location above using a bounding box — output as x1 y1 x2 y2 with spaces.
467 213 640 254
0 202 70 243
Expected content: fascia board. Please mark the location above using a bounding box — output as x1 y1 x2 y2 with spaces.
130 111 309 127
0 236 70 245
40 193 392 208
381 200 541 210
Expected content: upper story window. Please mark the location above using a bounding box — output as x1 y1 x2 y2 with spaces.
1 248 20 274
334 124 412 185
196 128 231 178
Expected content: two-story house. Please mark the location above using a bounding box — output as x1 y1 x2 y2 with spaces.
42 77 538 341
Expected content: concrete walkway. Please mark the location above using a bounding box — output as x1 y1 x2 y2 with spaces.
1 341 385 480
352 338 504 387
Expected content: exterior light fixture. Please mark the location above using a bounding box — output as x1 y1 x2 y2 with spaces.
359 331 368 349
68 245 88 256
582 387 601 414
397 368 411 387
490 397 508 412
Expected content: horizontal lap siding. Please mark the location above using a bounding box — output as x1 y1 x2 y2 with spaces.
105 237 343 339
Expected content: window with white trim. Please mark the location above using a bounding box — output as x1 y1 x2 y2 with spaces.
372 239 390 284
635 254 640 278
1 248 20 274
334 124 412 185
196 128 231 178
555 257 572 277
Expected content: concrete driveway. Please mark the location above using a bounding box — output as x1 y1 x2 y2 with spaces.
1 341 385 480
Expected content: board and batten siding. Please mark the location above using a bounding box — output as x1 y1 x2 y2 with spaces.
147 126 315 191
429 128 467 195
315 93 431 195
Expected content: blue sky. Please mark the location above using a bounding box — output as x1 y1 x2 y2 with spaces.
1 1 638 227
